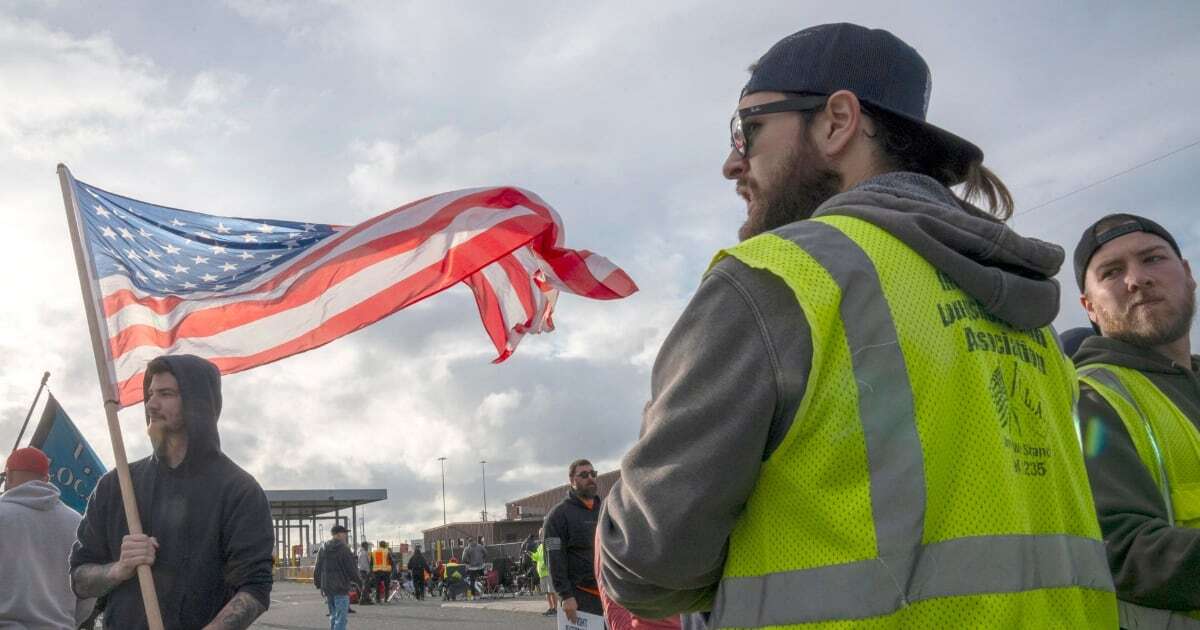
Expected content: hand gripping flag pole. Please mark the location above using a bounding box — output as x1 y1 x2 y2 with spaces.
57 164 165 630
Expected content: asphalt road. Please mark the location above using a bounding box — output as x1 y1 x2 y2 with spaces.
253 581 557 630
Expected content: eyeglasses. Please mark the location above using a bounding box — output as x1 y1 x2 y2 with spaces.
729 95 828 158
575 471 598 479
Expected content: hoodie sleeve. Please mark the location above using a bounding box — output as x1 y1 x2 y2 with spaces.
70 472 117 573
543 505 573 600
220 475 275 610
342 546 361 588
599 259 812 619
1079 385 1200 609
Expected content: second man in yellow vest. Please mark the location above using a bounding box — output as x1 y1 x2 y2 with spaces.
1074 213 1200 629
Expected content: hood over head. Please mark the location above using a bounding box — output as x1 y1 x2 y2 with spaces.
812 171 1063 329
1 479 63 511
143 354 223 466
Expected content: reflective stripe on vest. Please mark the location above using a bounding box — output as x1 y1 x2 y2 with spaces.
1080 367 1176 524
711 218 1115 628
1119 601 1200 629
1080 365 1200 628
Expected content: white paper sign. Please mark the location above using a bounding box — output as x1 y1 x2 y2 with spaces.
557 608 606 630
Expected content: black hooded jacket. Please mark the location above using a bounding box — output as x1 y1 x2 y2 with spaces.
407 549 430 576
314 537 360 596
70 355 274 629
543 489 601 600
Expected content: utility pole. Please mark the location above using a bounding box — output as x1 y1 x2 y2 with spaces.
438 456 448 562
480 459 488 522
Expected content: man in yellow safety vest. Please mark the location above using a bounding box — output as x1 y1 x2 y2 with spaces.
1074 213 1200 629
597 22 1117 628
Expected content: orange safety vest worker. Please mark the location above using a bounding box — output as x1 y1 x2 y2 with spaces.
372 548 392 571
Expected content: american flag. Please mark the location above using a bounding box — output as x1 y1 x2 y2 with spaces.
62 168 637 407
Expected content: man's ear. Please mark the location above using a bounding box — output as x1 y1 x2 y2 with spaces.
1080 291 1100 328
816 89 864 158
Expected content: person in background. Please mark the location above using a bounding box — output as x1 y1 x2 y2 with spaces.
462 536 487 600
314 524 361 630
407 544 430 601
544 459 602 623
0 447 95 628
371 540 393 604
529 527 556 616
356 541 373 604
1072 214 1200 627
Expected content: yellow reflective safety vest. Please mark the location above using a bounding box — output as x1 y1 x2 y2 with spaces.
372 548 392 571
1079 364 1200 629
710 216 1117 629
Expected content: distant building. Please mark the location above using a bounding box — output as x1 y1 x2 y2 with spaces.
503 470 620 521
421 520 541 561
420 470 621 562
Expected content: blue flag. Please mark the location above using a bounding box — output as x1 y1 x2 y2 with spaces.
28 395 107 514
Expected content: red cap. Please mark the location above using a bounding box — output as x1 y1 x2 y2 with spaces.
6 447 50 476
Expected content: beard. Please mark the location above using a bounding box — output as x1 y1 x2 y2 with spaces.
1101 289 1196 350
738 134 842 241
148 422 167 455
147 419 184 456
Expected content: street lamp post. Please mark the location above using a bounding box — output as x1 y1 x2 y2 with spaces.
438 456 448 562
480 460 488 522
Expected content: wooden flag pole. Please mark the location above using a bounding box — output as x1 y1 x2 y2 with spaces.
57 164 165 630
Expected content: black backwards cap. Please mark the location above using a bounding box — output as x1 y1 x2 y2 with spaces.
743 23 983 185
1073 213 1182 292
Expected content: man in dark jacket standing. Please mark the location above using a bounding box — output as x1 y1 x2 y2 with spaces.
70 355 274 629
407 545 430 600
1073 214 1200 627
544 458 602 623
315 525 361 630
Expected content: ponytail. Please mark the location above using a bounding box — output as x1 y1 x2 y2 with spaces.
960 161 1013 221
865 105 1013 222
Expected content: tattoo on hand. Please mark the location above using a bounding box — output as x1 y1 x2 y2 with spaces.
206 591 266 630
71 563 122 599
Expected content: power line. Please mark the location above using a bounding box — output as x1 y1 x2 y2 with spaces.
1015 138 1200 217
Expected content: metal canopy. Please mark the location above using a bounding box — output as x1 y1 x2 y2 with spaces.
267 489 387 520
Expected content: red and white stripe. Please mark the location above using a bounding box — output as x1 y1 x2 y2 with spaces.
77 185 636 407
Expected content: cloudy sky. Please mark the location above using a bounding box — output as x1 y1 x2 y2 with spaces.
2 1 1198 544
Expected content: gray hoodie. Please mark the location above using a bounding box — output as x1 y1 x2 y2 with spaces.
0 480 93 629
1074 335 1200 610
598 172 1067 619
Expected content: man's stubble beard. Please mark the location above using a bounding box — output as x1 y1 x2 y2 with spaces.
1103 288 1196 350
738 134 842 242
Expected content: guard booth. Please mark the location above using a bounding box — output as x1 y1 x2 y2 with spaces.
268 489 387 581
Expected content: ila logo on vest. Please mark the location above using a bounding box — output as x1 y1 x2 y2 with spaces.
989 362 1054 477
